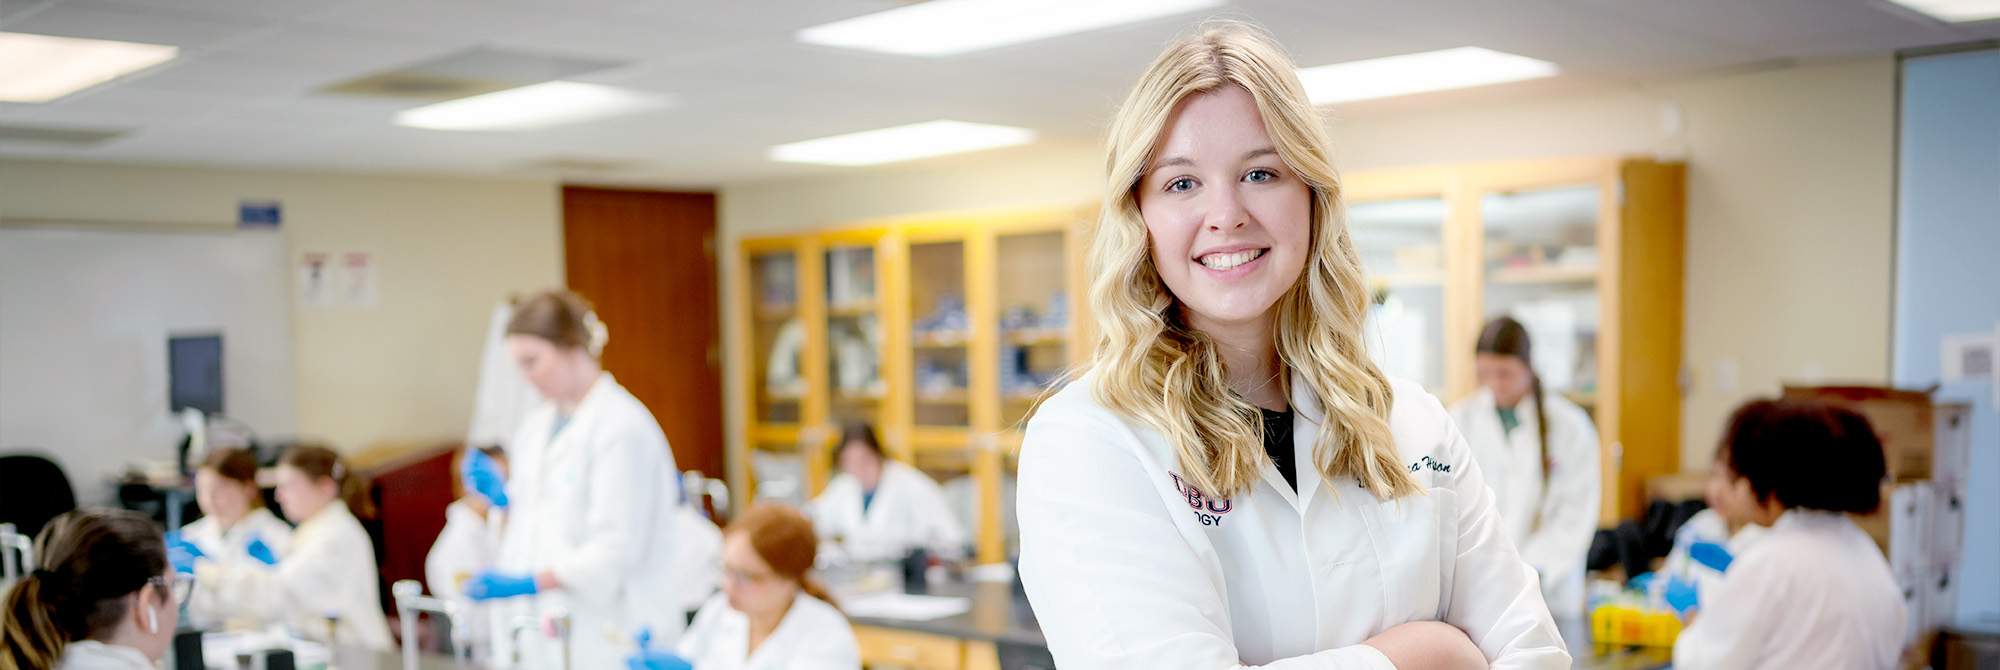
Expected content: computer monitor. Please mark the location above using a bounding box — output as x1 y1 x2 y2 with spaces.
168 334 223 415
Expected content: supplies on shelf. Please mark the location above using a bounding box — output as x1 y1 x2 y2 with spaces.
826 247 876 307
914 294 969 342
830 314 882 395
759 254 797 308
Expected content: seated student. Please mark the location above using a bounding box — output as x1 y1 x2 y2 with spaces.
197 446 393 651
629 503 859 670
1654 440 1772 612
2 509 184 670
168 447 294 628
426 446 508 653
1673 399 1905 669
806 422 966 562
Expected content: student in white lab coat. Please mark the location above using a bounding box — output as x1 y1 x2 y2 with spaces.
808 422 967 562
168 447 295 628
2 509 186 670
628 503 860 670
1673 399 1905 669
467 290 687 669
1447 316 1601 618
426 445 509 656
1654 444 1770 611
1017 23 1568 670
197 446 393 651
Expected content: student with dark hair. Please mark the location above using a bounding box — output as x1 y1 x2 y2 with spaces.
196 445 393 651
1673 399 1905 669
806 421 965 561
2 509 183 670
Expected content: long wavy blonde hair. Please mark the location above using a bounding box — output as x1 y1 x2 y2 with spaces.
1087 22 1421 501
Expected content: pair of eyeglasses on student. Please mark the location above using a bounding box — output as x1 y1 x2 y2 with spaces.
719 561 779 586
150 573 196 603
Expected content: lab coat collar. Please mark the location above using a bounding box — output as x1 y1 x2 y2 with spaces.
1280 371 1327 511
1462 387 1543 435
56 640 155 670
544 372 621 461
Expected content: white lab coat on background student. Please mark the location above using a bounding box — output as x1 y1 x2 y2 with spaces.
675 592 860 670
1657 509 1767 607
809 460 967 562
196 503 393 651
1449 387 1601 618
426 499 500 652
1018 371 1569 670
1672 510 1905 669
489 373 686 669
181 507 294 627
671 506 725 614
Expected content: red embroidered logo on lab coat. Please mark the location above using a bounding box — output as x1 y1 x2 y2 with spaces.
1170 473 1233 514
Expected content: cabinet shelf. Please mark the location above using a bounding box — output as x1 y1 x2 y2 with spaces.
1488 266 1598 284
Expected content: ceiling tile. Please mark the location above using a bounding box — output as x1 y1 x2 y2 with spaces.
6 2 267 49
300 0 574 42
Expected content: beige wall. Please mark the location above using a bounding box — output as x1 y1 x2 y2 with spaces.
718 54 1899 473
0 159 563 453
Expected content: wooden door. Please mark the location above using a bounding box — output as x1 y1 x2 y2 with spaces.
562 186 725 483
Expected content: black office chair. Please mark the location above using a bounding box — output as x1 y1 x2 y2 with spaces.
0 452 79 539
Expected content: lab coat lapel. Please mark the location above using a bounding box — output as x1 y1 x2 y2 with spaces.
1288 372 1326 512
542 373 616 465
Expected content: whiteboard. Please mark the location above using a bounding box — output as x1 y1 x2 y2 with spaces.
0 226 295 506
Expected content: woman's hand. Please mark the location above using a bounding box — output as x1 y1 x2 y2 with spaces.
1361 621 1489 670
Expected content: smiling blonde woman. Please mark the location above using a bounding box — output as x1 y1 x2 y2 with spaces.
1015 22 1570 670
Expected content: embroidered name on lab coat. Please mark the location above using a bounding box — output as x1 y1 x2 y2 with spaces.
1170 473 1233 527
1408 456 1452 473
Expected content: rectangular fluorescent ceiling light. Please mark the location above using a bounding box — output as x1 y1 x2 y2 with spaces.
395 81 667 132
0 32 178 103
1885 0 2000 22
769 120 1035 166
1299 47 1558 105
797 0 1226 57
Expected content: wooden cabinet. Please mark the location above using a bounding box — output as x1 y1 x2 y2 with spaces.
1347 156 1685 522
730 207 1090 563
853 625 967 670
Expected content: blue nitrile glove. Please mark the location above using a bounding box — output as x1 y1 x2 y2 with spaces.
1689 541 1734 572
245 536 278 566
462 571 537 600
1663 574 1700 615
1627 571 1657 592
165 533 204 575
626 627 694 670
462 448 509 509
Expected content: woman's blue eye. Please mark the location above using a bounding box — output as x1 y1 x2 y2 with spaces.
1246 169 1277 183
1167 178 1196 193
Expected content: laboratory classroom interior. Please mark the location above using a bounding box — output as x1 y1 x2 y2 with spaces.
1 0 1997 668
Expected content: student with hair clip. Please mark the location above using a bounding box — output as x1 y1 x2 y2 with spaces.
166 447 295 628
1447 316 1601 617
628 503 860 670
1016 22 1567 670
195 445 393 651
469 289 689 669
807 421 967 562
1672 399 1904 669
2 509 186 670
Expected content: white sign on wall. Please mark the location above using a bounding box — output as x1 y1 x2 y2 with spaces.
340 250 377 308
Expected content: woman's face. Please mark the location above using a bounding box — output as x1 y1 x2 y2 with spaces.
506 334 587 401
719 532 797 617
838 442 885 491
1136 84 1312 333
1475 354 1535 408
193 468 255 525
1704 451 1759 532
272 464 335 522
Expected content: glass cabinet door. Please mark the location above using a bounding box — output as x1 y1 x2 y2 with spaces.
909 239 971 430
1349 197 1449 393
749 250 804 425
1480 185 1602 406
824 244 883 427
995 230 1070 430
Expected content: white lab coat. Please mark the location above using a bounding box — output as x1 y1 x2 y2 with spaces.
181 507 294 627
1658 509 1767 607
196 504 393 651
671 506 725 614
1018 370 1569 670
54 641 153 670
809 460 967 562
1448 388 1601 618
427 499 500 651
490 373 687 669
1672 510 1905 670
676 592 859 670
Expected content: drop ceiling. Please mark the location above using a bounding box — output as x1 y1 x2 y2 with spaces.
0 0 1992 187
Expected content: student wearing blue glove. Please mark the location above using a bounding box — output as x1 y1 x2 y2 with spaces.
1673 399 1905 669
632 503 857 670
173 448 293 628
479 291 691 669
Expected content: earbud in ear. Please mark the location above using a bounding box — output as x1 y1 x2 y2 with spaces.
145 604 159 634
